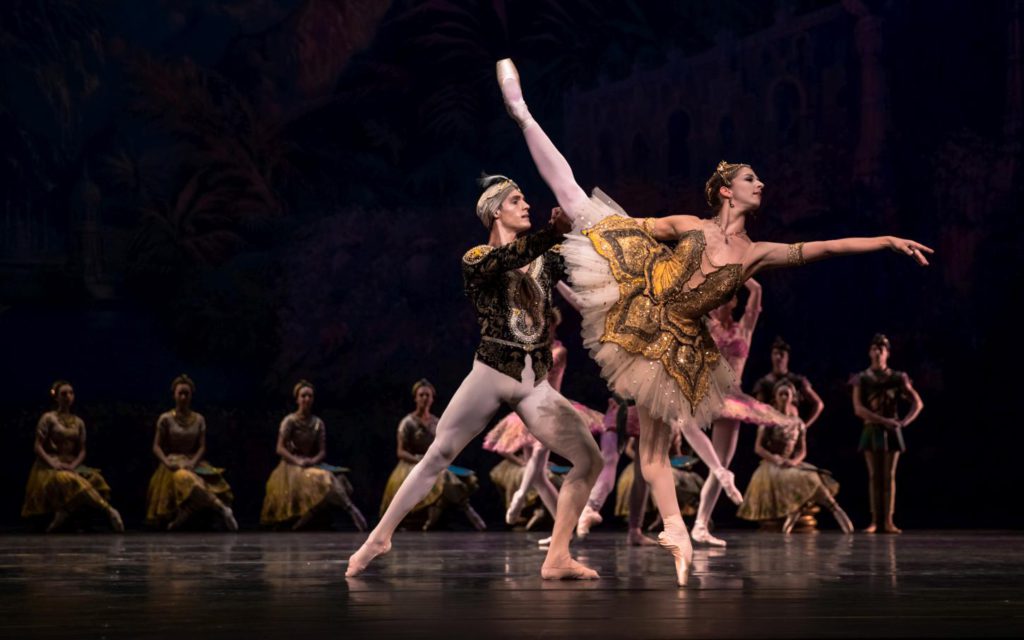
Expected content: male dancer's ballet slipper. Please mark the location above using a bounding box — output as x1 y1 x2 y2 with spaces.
345 539 392 577
657 530 693 586
496 59 533 127
713 467 744 505
690 520 726 547
541 558 600 580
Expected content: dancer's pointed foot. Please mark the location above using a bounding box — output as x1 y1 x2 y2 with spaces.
537 535 552 547
422 505 442 531
505 488 527 525
690 521 726 547
464 505 487 531
541 557 599 580
221 506 238 532
107 508 124 533
46 510 69 533
713 467 743 505
348 506 368 532
496 59 533 128
345 538 392 577
576 505 602 538
830 504 854 534
525 507 546 531
657 530 693 586
627 527 658 546
782 511 801 534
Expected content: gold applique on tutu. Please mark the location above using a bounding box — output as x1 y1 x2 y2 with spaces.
582 218 743 412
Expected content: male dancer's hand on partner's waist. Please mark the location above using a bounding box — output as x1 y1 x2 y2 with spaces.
550 207 572 234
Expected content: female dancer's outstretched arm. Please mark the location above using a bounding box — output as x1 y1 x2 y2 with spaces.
745 236 933 279
497 60 589 218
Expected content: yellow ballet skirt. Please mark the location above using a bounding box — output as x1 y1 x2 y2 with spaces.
145 454 234 525
21 461 111 517
737 461 840 521
260 461 336 525
614 463 637 517
559 189 743 430
379 460 446 516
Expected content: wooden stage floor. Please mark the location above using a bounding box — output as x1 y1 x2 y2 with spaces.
0 531 1021 638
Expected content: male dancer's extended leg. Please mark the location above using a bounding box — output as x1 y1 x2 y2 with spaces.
693 419 740 546
346 365 502 576
516 383 603 579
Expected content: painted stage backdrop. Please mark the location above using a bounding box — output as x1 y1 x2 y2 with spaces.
0 0 1020 529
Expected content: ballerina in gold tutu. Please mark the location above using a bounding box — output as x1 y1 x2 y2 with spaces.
261 380 368 531
145 375 237 531
738 380 853 533
22 381 124 532
496 57 933 585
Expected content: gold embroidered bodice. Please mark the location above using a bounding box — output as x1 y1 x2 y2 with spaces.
36 412 84 462
156 410 206 456
583 217 744 411
280 413 325 457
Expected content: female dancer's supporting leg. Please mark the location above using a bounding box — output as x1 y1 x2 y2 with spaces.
638 407 692 585
627 455 657 545
692 418 740 546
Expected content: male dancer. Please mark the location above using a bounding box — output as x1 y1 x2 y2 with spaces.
752 337 825 426
346 175 603 579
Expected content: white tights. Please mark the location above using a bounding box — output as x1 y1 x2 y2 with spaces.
363 358 602 564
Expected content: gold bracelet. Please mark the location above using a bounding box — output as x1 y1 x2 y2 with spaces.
640 217 656 236
787 242 806 266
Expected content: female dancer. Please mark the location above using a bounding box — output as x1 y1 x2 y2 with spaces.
738 380 853 533
261 381 368 531
380 379 486 532
22 381 124 532
347 177 603 580
692 279 762 547
496 58 932 584
852 334 923 533
146 375 237 531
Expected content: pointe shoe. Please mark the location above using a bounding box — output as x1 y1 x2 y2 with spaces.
576 505 602 538
464 505 487 531
525 507 546 531
713 467 743 505
505 489 527 525
690 521 726 547
221 506 238 532
345 539 392 577
657 530 693 586
495 58 533 127
537 535 552 547
348 506 368 532
782 511 801 534
541 558 599 580
108 508 125 533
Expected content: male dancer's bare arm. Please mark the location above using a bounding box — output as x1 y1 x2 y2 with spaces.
803 383 825 428
898 376 924 427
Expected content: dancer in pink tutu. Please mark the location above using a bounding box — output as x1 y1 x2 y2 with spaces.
496 58 932 585
691 279 762 547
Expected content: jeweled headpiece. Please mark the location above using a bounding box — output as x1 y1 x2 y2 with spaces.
476 174 520 229
704 160 749 208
